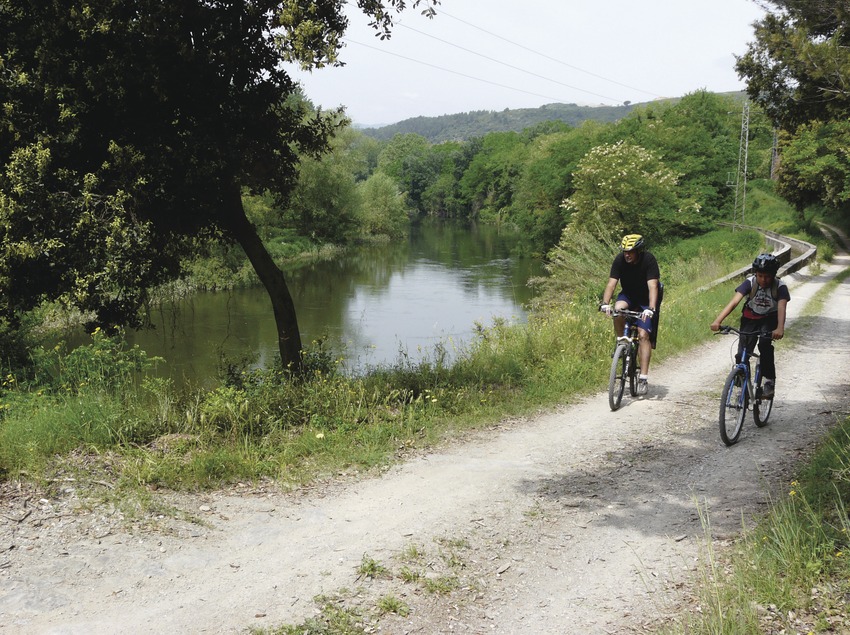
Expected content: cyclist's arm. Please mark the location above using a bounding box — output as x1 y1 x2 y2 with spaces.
647 278 659 311
601 277 619 305
772 298 788 340
710 291 745 331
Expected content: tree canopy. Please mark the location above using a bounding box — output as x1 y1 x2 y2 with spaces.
0 0 438 370
736 1 850 216
736 1 850 130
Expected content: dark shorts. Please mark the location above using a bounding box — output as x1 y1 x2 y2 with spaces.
616 292 653 332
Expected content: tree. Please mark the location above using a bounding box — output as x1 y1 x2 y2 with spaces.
0 0 437 372
283 123 361 244
510 122 603 251
775 120 850 213
735 2 850 130
357 172 409 239
561 141 698 244
458 131 528 222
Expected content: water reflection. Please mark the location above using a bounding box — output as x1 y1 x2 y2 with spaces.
126 222 542 385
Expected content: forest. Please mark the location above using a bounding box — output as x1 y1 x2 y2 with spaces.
358 100 636 143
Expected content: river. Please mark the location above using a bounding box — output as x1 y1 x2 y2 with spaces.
126 222 543 385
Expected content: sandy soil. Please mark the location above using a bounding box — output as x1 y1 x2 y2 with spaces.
1 248 849 635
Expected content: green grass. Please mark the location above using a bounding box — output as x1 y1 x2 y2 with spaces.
669 419 850 635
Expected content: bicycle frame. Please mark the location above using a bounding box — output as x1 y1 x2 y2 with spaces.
724 326 771 403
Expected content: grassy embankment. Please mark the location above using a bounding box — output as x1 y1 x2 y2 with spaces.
0 228 764 497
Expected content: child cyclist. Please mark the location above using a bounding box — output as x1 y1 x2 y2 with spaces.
710 253 790 398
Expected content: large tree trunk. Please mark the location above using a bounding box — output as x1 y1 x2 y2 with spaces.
223 186 303 373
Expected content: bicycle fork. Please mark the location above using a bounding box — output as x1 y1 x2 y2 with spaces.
730 364 753 410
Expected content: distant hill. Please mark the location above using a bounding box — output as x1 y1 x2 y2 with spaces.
359 102 636 143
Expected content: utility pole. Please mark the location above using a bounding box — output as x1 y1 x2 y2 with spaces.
732 101 750 230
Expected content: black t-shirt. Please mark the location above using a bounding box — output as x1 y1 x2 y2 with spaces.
609 251 660 306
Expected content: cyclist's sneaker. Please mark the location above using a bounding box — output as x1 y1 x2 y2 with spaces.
637 378 649 395
762 380 775 399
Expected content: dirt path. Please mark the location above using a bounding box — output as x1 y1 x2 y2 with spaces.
2 250 850 634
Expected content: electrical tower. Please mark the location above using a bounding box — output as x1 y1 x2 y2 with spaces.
732 101 750 230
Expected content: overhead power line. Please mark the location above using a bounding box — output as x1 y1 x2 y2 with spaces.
344 38 603 105
437 9 664 100
396 22 623 103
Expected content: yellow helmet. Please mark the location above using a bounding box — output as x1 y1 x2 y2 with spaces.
621 234 645 252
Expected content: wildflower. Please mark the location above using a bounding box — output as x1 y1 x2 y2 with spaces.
315 432 325 439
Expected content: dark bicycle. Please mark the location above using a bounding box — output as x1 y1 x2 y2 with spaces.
602 308 644 411
716 325 775 446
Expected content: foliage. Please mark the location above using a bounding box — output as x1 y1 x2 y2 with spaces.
458 131 529 222
356 173 409 239
561 140 701 244
613 92 744 215
360 102 634 143
776 120 850 214
510 123 605 251
376 133 435 211
283 126 361 244
736 2 850 131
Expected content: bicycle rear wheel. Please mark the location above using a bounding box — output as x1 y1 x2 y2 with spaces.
608 343 629 411
719 368 748 446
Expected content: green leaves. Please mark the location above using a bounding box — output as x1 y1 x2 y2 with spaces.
736 6 850 130
561 140 693 244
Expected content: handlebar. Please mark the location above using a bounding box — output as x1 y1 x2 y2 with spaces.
599 305 645 319
716 325 775 338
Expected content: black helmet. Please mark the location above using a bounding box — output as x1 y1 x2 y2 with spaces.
752 253 780 275
620 234 645 252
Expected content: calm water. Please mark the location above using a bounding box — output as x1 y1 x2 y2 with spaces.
126 222 543 384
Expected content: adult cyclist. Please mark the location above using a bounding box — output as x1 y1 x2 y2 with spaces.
601 234 661 395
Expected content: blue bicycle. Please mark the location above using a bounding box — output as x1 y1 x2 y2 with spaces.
716 325 775 446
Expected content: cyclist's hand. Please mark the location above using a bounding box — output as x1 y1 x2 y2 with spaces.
640 308 654 322
600 304 613 317
772 327 784 340
710 321 721 332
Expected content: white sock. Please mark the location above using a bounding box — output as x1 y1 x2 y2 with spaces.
639 374 649 380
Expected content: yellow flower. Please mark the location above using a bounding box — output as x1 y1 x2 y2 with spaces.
315 432 325 439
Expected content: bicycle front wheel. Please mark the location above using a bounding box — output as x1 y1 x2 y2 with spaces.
628 343 638 397
753 385 773 428
719 368 748 446
608 343 629 411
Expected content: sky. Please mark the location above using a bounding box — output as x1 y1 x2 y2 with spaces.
286 0 768 128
